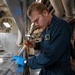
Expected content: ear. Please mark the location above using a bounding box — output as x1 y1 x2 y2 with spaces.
42 10 48 17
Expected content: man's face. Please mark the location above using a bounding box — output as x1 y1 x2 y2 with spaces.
29 10 49 30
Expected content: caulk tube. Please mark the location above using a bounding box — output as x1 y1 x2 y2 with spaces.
18 45 26 56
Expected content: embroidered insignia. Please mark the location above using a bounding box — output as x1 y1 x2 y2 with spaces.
44 34 50 40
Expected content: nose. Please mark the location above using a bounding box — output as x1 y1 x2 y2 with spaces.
35 22 39 27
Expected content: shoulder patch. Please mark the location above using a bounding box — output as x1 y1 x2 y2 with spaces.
44 34 50 40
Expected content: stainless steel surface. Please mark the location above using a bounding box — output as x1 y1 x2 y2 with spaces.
0 50 17 75
1 45 26 75
0 33 20 75
0 33 19 55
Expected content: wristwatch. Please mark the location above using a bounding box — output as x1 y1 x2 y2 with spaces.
24 60 27 64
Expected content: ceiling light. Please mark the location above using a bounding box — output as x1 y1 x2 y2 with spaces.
0 58 3 63
3 22 11 28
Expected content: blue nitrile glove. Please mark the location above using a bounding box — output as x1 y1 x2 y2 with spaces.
11 55 25 73
11 55 19 61
16 56 25 73
15 56 25 66
16 65 24 73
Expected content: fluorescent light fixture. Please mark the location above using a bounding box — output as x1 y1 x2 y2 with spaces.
0 58 3 63
3 22 11 28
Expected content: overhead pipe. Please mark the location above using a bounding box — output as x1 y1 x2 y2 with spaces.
49 0 64 18
6 0 25 38
61 0 74 18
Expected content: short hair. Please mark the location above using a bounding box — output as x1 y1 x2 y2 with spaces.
27 2 49 17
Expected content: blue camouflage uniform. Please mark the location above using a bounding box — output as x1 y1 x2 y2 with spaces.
27 15 72 75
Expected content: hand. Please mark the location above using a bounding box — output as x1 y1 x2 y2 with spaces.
26 40 36 48
11 55 19 61
11 56 25 73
